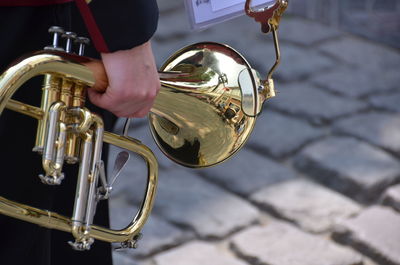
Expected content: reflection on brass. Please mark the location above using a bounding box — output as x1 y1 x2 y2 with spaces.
156 115 180 135
150 42 257 167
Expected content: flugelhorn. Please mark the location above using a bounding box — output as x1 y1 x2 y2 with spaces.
0 0 287 251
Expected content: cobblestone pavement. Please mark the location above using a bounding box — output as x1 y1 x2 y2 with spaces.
109 1 400 265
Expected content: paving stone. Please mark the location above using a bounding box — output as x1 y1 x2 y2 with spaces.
279 16 342 46
294 136 400 202
106 147 149 197
153 241 247 265
333 206 400 265
311 66 400 98
113 252 138 265
268 83 368 124
251 178 361 233
333 112 400 155
272 43 335 82
317 35 400 69
369 92 400 113
132 215 194 258
151 167 260 238
247 111 324 158
109 197 194 258
198 148 296 196
230 222 363 265
381 184 400 212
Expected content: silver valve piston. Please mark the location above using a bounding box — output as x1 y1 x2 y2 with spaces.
75 36 90 56
62 31 77 53
45 26 65 51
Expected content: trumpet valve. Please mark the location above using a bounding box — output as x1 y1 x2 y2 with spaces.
44 26 65 51
62 31 77 53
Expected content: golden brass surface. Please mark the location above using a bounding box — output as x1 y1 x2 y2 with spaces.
150 42 257 168
0 51 158 246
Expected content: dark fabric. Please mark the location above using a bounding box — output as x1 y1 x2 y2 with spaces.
0 0 73 6
0 0 159 53
0 1 158 264
88 0 159 52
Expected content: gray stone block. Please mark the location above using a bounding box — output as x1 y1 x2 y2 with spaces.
333 112 400 155
109 197 194 258
294 136 400 202
251 178 361 233
152 167 260 238
198 148 296 196
369 92 400 113
317 36 400 69
113 252 138 265
274 43 336 82
153 241 247 265
311 66 400 98
381 184 400 212
248 111 324 158
230 222 363 265
268 83 368 124
279 16 342 46
333 206 400 265
131 216 194 258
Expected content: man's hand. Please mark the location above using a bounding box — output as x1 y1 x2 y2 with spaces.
87 41 160 117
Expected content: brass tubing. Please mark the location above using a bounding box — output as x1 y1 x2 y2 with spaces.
34 74 62 152
5 99 44 120
0 51 95 115
60 78 79 163
71 131 93 242
0 132 158 243
42 101 66 178
266 28 281 82
102 132 158 241
66 83 87 163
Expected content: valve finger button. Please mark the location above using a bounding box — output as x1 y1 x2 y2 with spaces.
45 26 65 51
62 31 77 53
75 37 90 56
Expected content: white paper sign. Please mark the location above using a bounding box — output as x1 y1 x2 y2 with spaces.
185 0 275 30
211 0 268 12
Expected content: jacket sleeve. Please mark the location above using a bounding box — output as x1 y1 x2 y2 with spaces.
83 0 159 52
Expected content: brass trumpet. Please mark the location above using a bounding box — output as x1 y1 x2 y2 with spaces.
0 0 287 251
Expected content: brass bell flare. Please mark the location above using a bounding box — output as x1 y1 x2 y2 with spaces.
151 42 266 168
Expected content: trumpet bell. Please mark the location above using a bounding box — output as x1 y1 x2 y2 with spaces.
150 42 261 168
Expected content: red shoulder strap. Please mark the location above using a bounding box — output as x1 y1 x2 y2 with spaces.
74 0 109 53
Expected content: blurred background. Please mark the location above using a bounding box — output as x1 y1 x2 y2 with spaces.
109 0 400 264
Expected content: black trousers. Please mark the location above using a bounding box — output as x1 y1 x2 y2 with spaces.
0 4 115 265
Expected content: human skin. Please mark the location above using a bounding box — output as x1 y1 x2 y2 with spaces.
88 40 160 118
